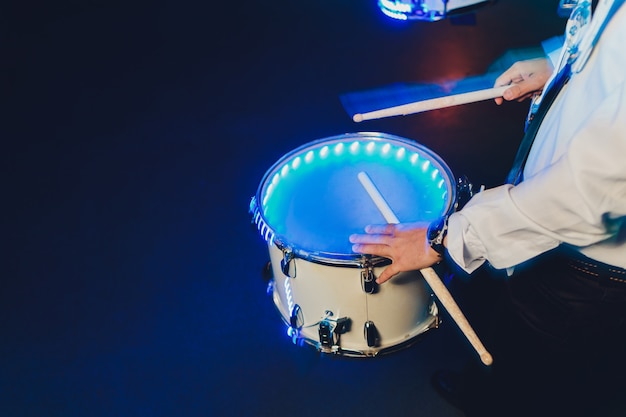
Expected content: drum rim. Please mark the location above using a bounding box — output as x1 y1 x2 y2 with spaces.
250 131 457 264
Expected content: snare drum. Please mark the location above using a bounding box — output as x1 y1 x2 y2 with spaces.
250 132 457 357
378 0 493 21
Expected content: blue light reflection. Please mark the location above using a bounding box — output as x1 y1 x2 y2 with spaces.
258 136 453 255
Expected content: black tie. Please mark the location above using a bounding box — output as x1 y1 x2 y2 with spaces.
506 0 625 185
505 63 571 185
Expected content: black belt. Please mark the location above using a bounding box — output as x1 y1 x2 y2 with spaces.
561 247 626 287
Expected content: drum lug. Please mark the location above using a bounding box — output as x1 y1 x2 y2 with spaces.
287 305 305 345
364 320 379 347
290 304 304 330
361 265 378 294
280 250 295 278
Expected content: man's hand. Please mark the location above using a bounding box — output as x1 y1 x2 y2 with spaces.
349 222 442 284
494 58 554 105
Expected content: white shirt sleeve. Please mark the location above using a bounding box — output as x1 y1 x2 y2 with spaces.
445 3 626 273
447 78 626 273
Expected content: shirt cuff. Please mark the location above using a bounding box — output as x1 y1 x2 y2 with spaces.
446 211 488 274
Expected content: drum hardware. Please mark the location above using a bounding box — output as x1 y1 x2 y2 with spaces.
364 321 380 347
317 313 351 352
286 326 301 345
281 250 296 277
290 304 304 330
335 317 351 334
361 264 378 294
319 320 333 347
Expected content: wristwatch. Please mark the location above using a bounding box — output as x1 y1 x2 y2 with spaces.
427 216 449 256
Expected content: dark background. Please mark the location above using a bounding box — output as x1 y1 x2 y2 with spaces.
4 1 568 416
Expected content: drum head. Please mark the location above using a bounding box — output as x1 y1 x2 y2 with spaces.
252 132 456 261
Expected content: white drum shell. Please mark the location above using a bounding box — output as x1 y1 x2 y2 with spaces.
268 244 438 356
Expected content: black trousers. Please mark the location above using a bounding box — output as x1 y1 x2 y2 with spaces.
460 247 626 417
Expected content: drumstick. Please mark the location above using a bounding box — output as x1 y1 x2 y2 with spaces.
419 268 493 366
357 171 493 366
352 85 509 122
358 172 400 223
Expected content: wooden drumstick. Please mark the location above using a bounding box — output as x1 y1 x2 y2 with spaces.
419 267 493 366
352 85 508 123
357 171 493 366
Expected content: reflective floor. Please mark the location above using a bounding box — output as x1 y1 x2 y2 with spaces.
5 1 570 416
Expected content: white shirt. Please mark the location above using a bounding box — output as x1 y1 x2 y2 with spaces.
447 0 626 273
